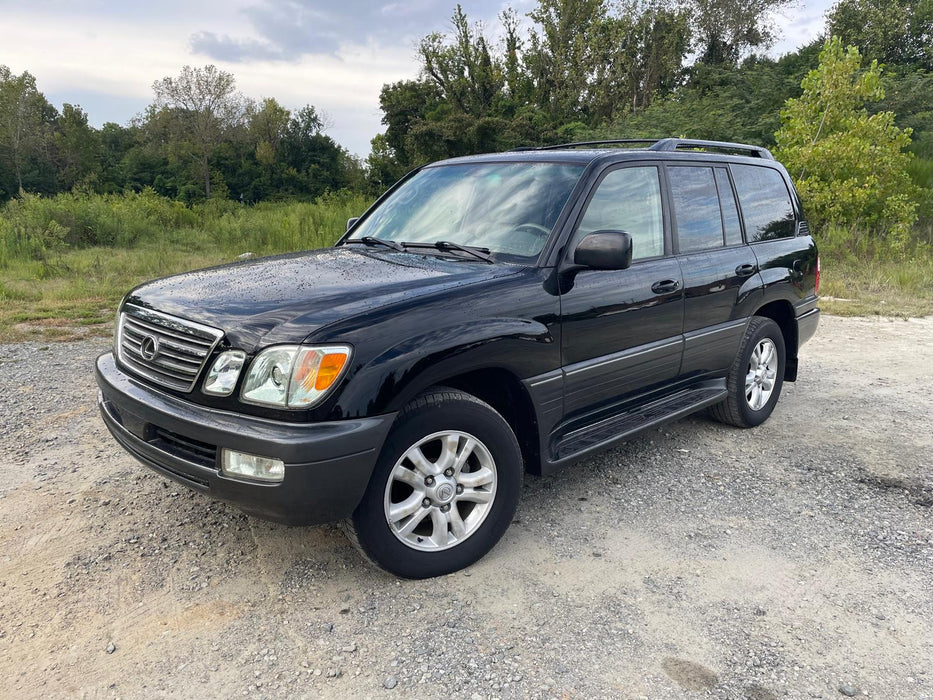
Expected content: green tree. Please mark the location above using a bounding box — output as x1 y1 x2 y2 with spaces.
774 37 919 249
151 65 246 198
0 66 58 198
377 0 693 173
249 97 291 168
691 0 795 65
826 0 933 70
878 67 933 158
590 1 691 118
281 105 354 199
525 0 607 120
376 79 443 170
419 5 504 117
365 133 408 191
598 42 822 146
53 104 101 191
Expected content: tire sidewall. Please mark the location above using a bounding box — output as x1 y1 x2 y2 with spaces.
352 394 522 579
738 319 786 427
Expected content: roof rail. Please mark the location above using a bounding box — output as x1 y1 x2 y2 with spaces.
649 138 773 159
511 139 661 151
510 138 774 159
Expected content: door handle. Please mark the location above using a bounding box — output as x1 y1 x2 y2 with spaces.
651 279 681 294
735 263 757 277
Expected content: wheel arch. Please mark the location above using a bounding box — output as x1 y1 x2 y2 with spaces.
752 299 798 381
429 368 542 476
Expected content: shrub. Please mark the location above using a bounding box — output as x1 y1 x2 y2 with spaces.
774 37 920 253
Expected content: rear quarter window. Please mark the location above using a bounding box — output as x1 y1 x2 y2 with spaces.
731 165 796 241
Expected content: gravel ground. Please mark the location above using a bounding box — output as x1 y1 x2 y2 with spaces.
0 315 931 699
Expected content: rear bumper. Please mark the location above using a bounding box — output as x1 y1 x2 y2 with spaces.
95 352 396 525
796 307 820 348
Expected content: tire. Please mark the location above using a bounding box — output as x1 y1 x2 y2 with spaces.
345 388 523 579
710 316 786 428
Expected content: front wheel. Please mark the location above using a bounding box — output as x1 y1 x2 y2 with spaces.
345 388 523 578
711 316 786 428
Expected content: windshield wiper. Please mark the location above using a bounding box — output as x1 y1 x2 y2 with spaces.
344 236 404 252
401 241 494 263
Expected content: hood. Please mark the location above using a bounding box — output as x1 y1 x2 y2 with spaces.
125 247 519 350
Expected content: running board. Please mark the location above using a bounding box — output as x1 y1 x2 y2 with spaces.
549 382 728 464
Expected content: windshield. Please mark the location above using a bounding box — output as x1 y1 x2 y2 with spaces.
347 162 585 260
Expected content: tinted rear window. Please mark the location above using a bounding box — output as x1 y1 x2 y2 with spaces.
669 166 723 253
731 165 795 241
715 168 743 246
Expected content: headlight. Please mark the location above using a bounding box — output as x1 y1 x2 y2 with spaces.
203 350 246 396
241 345 351 408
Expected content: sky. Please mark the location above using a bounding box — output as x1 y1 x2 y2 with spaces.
0 0 832 157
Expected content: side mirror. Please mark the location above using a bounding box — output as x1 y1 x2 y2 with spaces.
346 217 359 232
573 231 633 270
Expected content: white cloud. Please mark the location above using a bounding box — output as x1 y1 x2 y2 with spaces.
0 5 419 155
770 2 832 56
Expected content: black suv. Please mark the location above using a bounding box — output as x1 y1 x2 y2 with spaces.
96 138 820 578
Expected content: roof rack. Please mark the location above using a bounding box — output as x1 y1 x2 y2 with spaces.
511 139 660 152
511 138 773 160
649 138 773 159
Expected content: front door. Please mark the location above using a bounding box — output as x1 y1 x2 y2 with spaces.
559 164 684 418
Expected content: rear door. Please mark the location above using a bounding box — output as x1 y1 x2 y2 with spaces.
667 164 760 377
559 164 684 417
730 162 816 298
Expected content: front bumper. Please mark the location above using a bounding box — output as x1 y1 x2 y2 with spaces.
95 352 396 525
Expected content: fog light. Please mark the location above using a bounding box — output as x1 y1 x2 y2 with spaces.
221 449 285 482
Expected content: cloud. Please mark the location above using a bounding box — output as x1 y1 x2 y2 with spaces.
769 2 832 55
190 0 506 63
190 31 286 62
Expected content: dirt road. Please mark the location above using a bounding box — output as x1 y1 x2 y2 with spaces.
1 315 930 699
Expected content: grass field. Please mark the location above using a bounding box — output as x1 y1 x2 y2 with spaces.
0 191 369 342
1 190 930 342
818 256 933 318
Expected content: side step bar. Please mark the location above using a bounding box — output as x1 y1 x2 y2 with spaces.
549 381 728 464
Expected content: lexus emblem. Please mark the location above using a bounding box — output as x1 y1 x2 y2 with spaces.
139 335 160 361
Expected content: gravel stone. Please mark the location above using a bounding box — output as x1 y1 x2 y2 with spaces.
0 317 931 699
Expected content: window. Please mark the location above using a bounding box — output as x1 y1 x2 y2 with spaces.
574 167 663 260
715 168 743 246
731 165 795 241
350 162 584 259
669 166 724 252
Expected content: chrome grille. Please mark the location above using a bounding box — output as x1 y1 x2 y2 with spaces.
117 304 223 392
798 220 811 237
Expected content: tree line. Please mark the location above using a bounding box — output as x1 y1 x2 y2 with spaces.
365 0 931 246
367 0 931 184
1 0 931 244
0 65 364 204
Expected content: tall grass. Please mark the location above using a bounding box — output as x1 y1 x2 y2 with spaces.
0 189 370 268
0 189 372 341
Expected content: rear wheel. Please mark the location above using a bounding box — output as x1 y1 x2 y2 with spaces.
345 388 522 578
711 316 786 428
